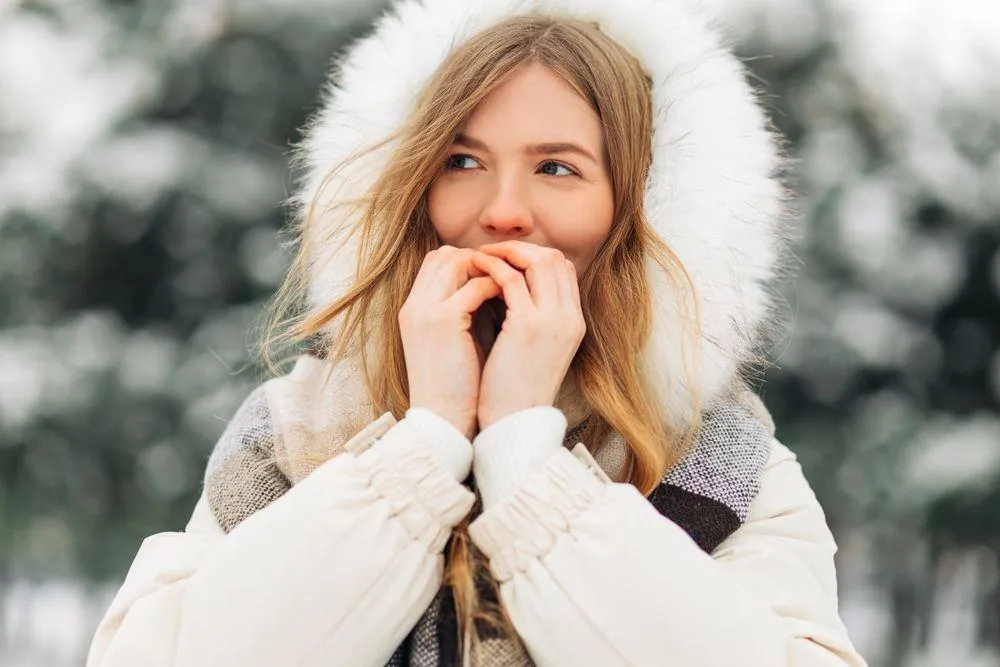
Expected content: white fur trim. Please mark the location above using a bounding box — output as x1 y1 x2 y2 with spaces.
294 0 789 425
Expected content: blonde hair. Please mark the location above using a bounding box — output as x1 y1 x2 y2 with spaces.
261 14 702 660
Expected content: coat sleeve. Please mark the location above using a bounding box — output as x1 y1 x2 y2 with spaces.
86 414 475 667
468 438 868 667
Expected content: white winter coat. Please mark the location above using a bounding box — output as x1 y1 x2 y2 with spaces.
88 407 866 666
88 0 869 664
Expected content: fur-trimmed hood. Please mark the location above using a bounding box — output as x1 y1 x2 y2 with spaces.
294 0 790 425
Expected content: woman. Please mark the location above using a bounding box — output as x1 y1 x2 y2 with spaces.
87 1 867 665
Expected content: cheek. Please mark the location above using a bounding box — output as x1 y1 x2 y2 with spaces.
544 193 614 270
427 180 478 244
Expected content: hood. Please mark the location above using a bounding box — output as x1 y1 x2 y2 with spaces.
294 0 790 425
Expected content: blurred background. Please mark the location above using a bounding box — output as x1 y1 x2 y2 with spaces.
1 0 998 665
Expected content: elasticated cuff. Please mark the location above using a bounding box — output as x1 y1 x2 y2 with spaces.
472 406 568 509
400 407 474 482
359 422 475 551
469 447 606 580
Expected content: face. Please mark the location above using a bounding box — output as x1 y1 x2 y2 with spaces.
426 63 615 275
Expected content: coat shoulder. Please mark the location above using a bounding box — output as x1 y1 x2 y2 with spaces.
750 437 833 535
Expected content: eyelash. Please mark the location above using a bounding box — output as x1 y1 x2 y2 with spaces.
444 154 579 177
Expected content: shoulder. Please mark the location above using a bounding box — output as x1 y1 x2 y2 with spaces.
184 492 226 535
757 439 828 524
743 438 834 541
707 440 865 662
713 437 841 595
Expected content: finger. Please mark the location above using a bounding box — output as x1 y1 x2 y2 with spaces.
447 276 502 315
477 241 566 269
469 251 534 312
466 257 489 279
558 261 585 339
424 247 476 301
566 259 581 304
438 247 491 288
555 259 574 305
476 242 562 308
407 248 449 300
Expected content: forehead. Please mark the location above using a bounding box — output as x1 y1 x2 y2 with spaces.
459 64 603 148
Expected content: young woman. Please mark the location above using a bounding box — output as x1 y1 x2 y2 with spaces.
88 1 867 665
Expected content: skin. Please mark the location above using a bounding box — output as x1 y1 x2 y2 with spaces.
427 63 614 274
402 63 615 436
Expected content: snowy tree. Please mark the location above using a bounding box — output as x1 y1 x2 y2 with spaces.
1 1 998 664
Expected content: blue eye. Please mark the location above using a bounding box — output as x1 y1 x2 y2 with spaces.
445 154 479 170
539 161 576 177
444 155 577 177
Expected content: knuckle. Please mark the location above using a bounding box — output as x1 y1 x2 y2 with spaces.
498 274 521 289
440 246 472 265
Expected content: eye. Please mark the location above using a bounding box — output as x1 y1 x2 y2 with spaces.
445 154 479 170
539 161 577 177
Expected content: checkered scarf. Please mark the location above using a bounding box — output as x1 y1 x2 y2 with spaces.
203 355 773 666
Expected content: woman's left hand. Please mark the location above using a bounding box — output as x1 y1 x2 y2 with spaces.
471 241 586 431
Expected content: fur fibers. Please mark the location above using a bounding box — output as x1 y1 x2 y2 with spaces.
292 0 793 426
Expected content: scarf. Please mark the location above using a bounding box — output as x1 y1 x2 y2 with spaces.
203 354 774 666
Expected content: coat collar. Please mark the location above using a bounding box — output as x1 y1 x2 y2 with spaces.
294 0 789 426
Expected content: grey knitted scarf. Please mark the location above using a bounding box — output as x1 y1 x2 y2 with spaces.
203 358 774 666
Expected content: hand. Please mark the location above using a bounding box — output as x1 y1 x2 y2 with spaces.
470 241 586 430
399 246 501 439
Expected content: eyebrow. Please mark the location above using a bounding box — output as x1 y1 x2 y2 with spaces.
453 132 600 166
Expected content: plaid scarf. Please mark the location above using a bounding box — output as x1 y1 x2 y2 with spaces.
203 355 774 666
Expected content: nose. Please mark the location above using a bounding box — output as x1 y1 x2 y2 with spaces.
478 180 534 239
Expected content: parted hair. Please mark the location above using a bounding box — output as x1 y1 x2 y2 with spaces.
261 14 703 659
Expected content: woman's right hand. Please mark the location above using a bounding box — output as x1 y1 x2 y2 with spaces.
399 246 501 440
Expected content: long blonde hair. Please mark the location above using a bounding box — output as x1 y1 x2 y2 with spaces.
262 14 702 658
